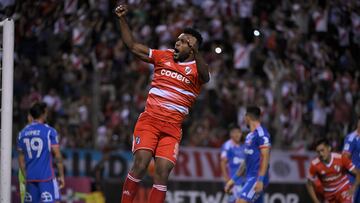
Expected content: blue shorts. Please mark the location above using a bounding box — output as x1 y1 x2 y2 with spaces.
24 178 60 203
239 176 268 203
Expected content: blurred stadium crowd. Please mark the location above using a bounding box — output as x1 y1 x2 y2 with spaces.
1 0 359 152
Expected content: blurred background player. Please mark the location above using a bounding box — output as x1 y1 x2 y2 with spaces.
17 102 65 203
225 106 271 203
115 4 210 203
307 138 360 203
220 124 246 203
342 115 360 203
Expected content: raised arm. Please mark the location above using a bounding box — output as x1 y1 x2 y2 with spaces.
115 5 151 63
187 40 210 83
193 52 210 83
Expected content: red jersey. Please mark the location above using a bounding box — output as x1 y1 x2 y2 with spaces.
308 152 355 199
145 49 202 123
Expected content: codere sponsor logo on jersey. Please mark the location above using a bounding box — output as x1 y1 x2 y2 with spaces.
160 69 190 84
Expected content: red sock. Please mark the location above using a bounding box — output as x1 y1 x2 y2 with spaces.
148 184 167 203
121 173 141 203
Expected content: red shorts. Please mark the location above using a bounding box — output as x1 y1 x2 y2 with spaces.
132 112 182 165
325 185 353 203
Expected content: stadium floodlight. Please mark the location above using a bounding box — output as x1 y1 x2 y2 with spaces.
215 47 222 54
0 18 14 203
253 29 260 37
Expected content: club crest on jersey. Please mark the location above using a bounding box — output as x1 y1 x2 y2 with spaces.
165 61 172 67
135 136 141 144
25 193 32 202
185 66 192 75
245 134 253 145
334 165 340 172
41 192 53 202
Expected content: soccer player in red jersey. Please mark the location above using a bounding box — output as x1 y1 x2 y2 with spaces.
115 4 210 203
306 139 360 203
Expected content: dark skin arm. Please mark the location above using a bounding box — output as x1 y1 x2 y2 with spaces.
115 5 150 62
187 40 210 83
116 4 209 83
194 52 210 83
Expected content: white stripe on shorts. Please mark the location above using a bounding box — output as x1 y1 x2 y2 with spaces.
53 178 60 199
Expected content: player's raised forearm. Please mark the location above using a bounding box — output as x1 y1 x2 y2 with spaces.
115 5 135 49
259 148 270 177
118 17 136 50
115 5 150 62
194 52 210 83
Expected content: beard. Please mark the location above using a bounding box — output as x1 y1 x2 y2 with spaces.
173 48 189 62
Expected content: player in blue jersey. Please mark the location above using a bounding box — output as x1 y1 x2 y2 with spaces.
342 115 360 203
221 124 246 203
225 106 271 203
17 102 65 203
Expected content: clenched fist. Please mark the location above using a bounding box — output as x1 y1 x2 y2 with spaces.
115 5 128 18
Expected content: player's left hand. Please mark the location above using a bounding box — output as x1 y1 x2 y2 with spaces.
254 181 264 193
115 5 128 18
186 38 198 54
224 179 235 194
58 176 65 189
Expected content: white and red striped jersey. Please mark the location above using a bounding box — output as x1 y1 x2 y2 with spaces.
146 49 202 123
308 152 354 199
